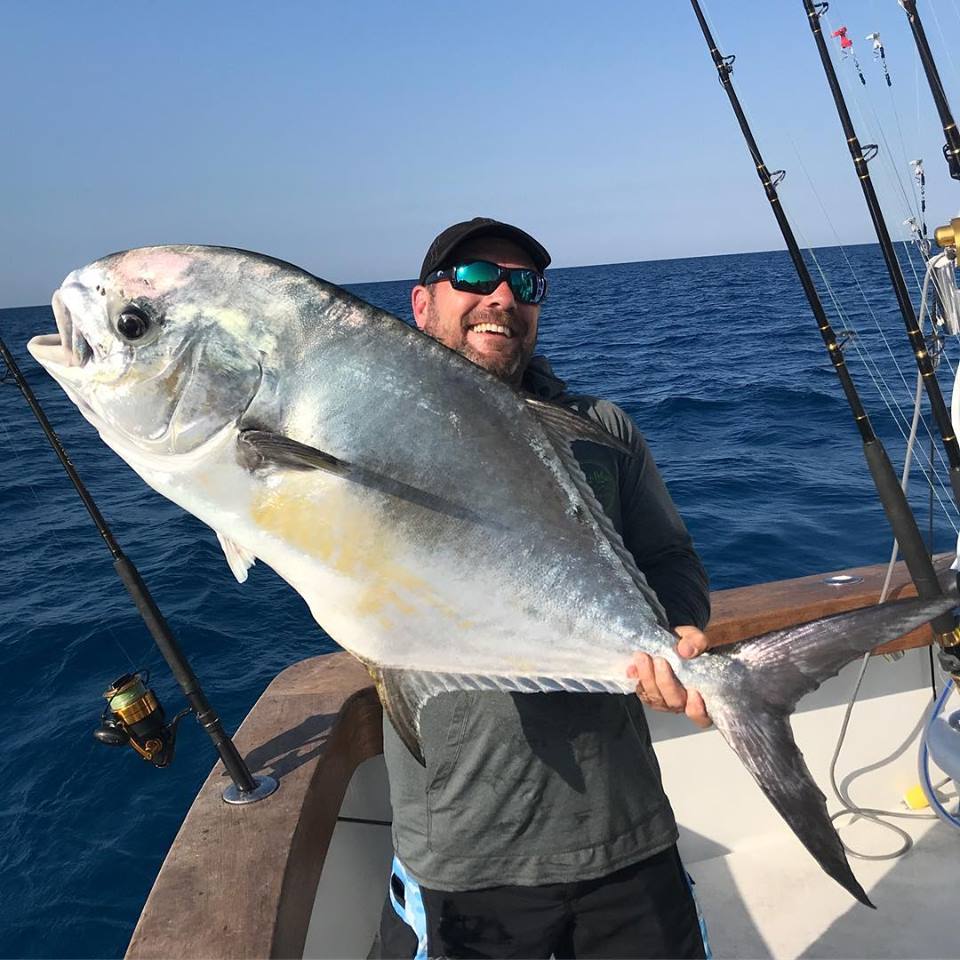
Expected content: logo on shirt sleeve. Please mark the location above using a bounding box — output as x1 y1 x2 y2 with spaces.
581 463 617 515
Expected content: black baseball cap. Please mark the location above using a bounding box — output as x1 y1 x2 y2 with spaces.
418 217 551 284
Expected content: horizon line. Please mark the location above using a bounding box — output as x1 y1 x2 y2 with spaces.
1 238 887 311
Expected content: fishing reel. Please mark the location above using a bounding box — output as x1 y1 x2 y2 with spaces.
94 671 192 768
934 217 960 255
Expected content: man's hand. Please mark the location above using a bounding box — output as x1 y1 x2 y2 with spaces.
627 625 712 729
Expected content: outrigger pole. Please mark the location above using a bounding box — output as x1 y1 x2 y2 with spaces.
801 0 960 513
688 0 958 652
898 0 960 181
0 336 276 804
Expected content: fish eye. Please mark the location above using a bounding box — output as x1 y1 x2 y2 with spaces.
116 306 152 342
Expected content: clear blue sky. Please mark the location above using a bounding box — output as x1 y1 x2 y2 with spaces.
2 0 958 306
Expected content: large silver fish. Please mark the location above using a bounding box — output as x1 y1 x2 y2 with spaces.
28 245 954 906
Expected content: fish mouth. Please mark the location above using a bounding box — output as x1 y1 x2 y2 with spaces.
27 290 93 370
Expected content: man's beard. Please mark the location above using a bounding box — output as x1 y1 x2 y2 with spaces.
422 302 531 384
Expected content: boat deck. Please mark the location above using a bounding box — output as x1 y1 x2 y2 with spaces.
663 659 957 960
301 655 958 959
694 818 952 959
125 560 959 960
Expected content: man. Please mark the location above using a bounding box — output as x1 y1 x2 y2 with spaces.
380 218 711 959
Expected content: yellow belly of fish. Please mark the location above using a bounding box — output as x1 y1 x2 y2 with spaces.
249 473 475 638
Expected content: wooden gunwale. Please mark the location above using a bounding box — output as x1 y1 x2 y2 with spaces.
125 556 950 959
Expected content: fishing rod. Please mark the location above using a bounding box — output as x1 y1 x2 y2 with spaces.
898 0 960 278
802 0 960 515
0 336 276 804
898 0 960 181
688 0 960 668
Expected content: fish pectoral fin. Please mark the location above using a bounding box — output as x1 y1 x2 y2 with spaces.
237 429 349 475
368 666 432 766
523 397 633 456
215 531 257 583
709 700 873 908
237 428 491 527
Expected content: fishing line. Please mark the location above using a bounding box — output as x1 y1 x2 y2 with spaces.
698 0 777 172
782 152 920 433
0 367 144 672
812 263 915 441
916 55 923 150
870 78 925 239
878 373 925 604
927 0 960 93
720 7 953 523
786 135 916 395
824 12 933 298
692 0 957 670
828 286 957 860
828 15 927 274
858 94 923 240
801 234 913 409
798 238 958 528
785 175 960 521
786 136 960 512
808 262 957 529
878 267 958 604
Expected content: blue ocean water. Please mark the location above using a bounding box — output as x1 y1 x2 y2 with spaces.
0 245 954 957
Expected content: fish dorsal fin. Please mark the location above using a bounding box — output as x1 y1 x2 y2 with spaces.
524 396 633 455
525 399 668 626
216 531 257 583
370 664 631 766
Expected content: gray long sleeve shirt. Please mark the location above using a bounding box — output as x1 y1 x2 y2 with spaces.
384 355 710 890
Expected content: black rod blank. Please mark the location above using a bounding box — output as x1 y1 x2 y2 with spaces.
688 0 951 626
0 337 259 796
801 0 960 511
900 0 960 181
0 337 122 559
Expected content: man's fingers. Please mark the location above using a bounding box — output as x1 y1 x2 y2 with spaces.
630 652 667 709
685 689 713 729
627 644 713 728
629 652 689 714
675 625 709 659
629 649 711 729
653 656 687 712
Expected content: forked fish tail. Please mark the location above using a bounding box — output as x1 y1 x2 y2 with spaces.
709 585 957 906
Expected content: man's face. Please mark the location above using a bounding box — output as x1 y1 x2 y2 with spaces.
411 237 541 385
